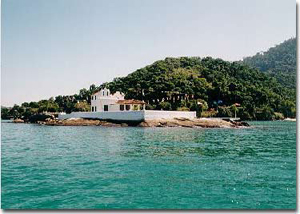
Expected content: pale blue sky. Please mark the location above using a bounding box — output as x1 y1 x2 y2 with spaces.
2 0 295 107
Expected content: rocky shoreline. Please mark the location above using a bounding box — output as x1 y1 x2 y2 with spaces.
40 118 129 127
16 117 250 128
138 118 249 128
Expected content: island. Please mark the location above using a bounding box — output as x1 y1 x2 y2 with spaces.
2 39 296 124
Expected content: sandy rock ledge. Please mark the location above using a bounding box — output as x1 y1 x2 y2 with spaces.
39 117 249 128
138 117 249 128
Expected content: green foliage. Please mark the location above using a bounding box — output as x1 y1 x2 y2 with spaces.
8 105 25 119
38 99 59 113
1 85 100 119
255 106 275 121
104 56 295 120
241 38 296 89
201 109 218 117
74 101 90 112
274 112 284 120
217 106 233 117
158 101 172 110
145 104 156 110
1 107 12 119
177 107 190 111
188 99 208 117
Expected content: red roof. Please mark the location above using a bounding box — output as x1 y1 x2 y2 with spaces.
116 99 145 105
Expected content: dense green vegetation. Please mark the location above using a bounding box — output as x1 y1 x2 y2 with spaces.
103 57 295 120
1 39 296 121
1 86 96 120
241 38 296 89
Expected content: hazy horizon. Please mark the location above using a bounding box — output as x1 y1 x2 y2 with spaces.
2 0 295 107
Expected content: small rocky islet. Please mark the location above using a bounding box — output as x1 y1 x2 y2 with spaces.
13 114 250 128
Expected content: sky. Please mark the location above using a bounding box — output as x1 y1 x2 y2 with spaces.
2 0 296 107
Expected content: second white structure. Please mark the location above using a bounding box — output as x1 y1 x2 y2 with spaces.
59 88 196 121
91 88 146 112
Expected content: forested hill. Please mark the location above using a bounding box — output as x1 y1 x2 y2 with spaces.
102 57 295 120
241 38 296 88
2 56 296 121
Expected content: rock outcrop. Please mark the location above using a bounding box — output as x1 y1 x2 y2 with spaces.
13 118 25 123
40 118 128 127
41 117 249 128
138 118 249 128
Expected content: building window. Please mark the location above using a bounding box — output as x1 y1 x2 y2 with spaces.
103 91 104 96
95 96 96 100
95 106 97 112
104 105 108 111
140 105 144 110
92 106 94 112
126 105 130 111
120 105 124 111
91 96 93 100
107 91 109 96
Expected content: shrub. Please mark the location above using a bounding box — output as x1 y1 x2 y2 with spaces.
146 104 156 110
177 107 190 111
217 106 233 117
274 112 284 120
201 109 218 117
158 101 172 110
255 106 275 120
74 101 90 112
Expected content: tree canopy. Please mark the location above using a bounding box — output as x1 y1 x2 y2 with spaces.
102 56 295 120
241 38 296 89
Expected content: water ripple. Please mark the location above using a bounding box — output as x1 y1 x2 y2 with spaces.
1 121 296 209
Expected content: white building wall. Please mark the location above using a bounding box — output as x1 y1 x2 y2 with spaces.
109 104 121 112
144 110 196 120
91 89 125 112
58 110 196 121
58 111 144 121
91 91 101 112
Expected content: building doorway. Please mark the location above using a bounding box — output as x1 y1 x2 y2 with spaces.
104 105 108 111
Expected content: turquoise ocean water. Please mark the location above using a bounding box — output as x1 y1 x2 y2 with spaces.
1 121 296 209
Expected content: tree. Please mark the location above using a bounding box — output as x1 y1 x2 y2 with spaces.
1 107 11 119
158 101 172 110
241 38 296 89
74 101 90 112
